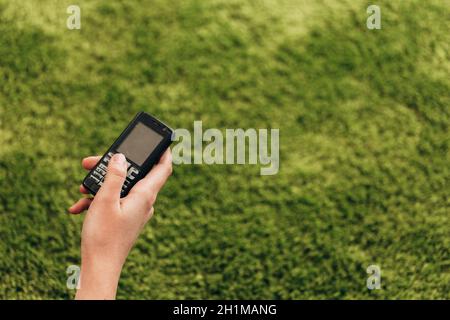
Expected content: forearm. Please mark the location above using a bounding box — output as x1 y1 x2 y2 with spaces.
75 256 123 300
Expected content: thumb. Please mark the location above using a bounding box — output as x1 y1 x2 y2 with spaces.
97 153 128 202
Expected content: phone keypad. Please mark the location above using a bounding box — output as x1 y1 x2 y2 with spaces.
85 152 140 196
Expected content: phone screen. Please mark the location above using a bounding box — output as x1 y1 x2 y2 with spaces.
116 122 163 166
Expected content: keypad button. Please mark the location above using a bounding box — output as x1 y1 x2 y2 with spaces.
90 183 100 193
90 175 100 183
127 166 140 180
84 176 97 187
96 167 106 176
104 152 114 163
92 171 102 179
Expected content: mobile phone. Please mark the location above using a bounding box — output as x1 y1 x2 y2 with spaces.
82 111 173 198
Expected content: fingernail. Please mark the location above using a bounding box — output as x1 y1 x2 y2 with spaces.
112 153 127 170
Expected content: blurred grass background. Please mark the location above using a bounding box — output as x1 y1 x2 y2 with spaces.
0 0 449 299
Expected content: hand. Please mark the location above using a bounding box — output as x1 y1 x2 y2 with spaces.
69 150 172 299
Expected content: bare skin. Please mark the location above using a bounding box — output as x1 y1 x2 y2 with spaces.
69 150 172 299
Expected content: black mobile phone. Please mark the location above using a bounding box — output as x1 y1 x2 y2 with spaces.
82 111 173 198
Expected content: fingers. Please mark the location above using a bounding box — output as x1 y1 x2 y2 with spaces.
82 156 102 171
96 153 128 203
69 198 93 214
80 184 89 194
129 149 173 199
79 156 102 194
70 156 101 212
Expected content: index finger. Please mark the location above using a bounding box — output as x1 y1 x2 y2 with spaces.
128 149 173 197
82 156 102 170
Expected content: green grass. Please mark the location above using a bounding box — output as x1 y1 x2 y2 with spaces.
0 0 449 299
